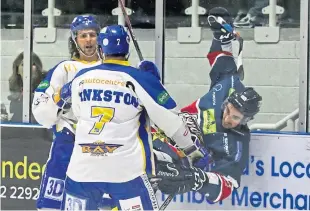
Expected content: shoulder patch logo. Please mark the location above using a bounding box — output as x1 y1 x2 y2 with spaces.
37 80 49 89
157 91 170 105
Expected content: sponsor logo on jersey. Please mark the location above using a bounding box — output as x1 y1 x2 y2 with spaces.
79 141 123 156
157 91 170 105
131 205 142 211
82 78 126 86
202 109 217 134
223 133 230 156
37 80 49 89
212 84 223 92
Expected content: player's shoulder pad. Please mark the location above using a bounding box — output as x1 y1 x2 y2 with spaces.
35 60 67 92
73 63 103 80
213 75 245 95
120 65 176 109
73 63 176 109
74 63 158 81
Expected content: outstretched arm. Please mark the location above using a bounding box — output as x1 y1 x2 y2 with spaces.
153 160 237 203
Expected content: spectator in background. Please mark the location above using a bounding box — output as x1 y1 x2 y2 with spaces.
8 52 47 123
234 0 269 27
234 0 295 28
233 0 249 24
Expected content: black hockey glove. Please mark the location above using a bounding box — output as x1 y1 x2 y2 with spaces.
208 7 235 43
151 161 208 195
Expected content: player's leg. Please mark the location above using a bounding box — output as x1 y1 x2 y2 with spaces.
109 174 159 211
37 128 74 210
61 177 104 211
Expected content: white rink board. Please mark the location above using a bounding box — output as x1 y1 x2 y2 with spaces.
156 133 310 210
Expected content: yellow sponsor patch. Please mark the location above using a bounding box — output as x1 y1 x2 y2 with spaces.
202 109 217 134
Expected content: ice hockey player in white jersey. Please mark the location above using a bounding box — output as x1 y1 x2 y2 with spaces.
32 15 101 211
57 24 210 211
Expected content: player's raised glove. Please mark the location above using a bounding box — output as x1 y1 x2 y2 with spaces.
208 7 235 43
151 161 208 194
137 60 161 80
52 82 72 110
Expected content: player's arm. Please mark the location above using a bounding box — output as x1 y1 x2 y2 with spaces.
207 39 237 83
153 132 250 203
32 62 67 128
206 7 238 88
153 159 238 203
129 71 208 160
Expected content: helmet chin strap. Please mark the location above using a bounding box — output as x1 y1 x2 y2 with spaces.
72 35 98 58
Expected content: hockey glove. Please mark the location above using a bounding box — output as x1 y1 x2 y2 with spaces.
151 161 208 194
208 7 235 43
138 60 161 80
52 82 72 110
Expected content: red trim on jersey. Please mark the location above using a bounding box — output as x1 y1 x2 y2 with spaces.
207 51 233 67
181 100 199 115
167 143 178 154
151 127 157 133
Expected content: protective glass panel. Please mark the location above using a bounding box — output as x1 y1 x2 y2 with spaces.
1 0 24 123
163 0 301 132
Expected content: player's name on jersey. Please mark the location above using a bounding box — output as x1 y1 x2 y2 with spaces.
81 78 126 86
79 88 139 108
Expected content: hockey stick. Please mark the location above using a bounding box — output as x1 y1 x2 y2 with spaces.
118 0 144 61
116 4 163 209
117 0 153 153
160 194 174 210
207 15 244 81
156 143 185 211
117 3 205 210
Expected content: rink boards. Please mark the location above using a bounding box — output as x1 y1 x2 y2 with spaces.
1 126 309 210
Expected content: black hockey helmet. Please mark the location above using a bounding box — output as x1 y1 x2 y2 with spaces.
208 7 233 26
227 87 262 118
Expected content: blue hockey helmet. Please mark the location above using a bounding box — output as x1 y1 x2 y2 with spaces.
69 15 100 58
70 15 100 37
97 25 130 56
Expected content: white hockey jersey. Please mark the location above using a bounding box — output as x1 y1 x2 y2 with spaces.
67 60 195 183
32 58 101 133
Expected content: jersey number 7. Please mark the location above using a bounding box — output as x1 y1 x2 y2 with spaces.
89 106 115 135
